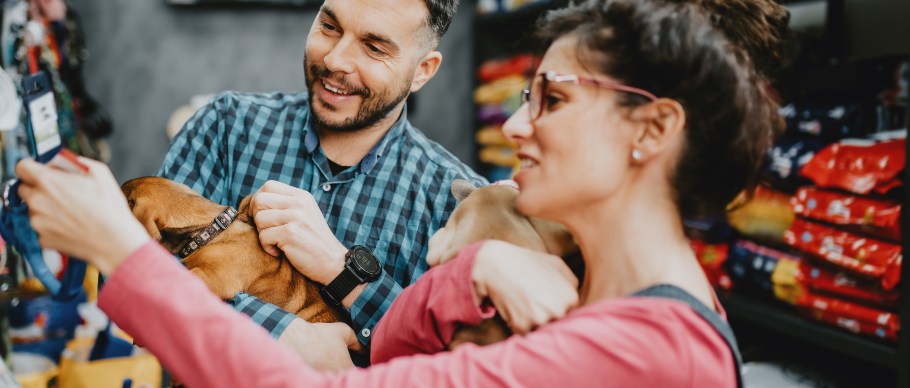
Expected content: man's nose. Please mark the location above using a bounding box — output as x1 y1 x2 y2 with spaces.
323 36 357 74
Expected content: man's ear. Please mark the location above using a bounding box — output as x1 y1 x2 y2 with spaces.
409 51 443 93
628 98 686 162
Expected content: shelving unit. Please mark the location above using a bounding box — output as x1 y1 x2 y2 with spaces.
470 1 909 386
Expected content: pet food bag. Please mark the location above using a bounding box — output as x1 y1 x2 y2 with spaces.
728 185 795 242
690 240 732 290
797 292 900 342
783 218 902 290
798 262 900 309
799 138 905 195
727 240 802 297
791 186 901 242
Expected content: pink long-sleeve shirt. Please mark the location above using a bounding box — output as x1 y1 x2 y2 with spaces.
98 241 736 387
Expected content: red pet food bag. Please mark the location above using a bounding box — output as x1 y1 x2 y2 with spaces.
783 218 902 290
800 138 905 195
791 187 901 241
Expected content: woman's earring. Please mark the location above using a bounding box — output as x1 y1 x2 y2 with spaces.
631 149 643 161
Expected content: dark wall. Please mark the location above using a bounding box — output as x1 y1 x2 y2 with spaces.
71 0 476 182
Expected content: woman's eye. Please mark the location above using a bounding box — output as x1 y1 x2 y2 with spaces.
544 95 562 109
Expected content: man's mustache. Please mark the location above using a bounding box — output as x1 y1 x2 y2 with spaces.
308 64 370 97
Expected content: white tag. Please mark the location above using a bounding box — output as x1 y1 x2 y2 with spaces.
27 93 61 155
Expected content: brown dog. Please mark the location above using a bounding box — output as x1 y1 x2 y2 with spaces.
437 179 579 348
121 176 340 324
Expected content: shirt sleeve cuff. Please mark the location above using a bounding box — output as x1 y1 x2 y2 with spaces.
349 271 403 347
229 292 297 338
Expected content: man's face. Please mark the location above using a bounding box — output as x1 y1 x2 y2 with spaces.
304 0 430 133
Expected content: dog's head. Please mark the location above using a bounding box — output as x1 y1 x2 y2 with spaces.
427 179 577 265
121 177 253 254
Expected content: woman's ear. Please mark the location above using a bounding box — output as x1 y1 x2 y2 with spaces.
628 98 686 162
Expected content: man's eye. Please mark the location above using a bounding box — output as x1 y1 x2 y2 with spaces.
366 44 385 55
322 22 336 31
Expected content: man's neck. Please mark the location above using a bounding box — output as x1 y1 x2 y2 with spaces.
316 104 405 167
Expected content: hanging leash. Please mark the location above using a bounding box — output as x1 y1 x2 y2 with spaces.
0 178 86 301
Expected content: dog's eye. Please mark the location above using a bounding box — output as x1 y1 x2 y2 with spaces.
128 199 136 209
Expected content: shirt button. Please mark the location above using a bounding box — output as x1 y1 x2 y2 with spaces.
361 328 371 338
321 183 332 192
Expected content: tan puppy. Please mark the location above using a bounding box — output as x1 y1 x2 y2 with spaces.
432 179 579 348
121 177 340 324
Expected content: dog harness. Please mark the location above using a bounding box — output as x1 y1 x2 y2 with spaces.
177 207 239 258
632 284 744 388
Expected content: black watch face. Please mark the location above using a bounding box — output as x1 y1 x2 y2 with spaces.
352 248 381 276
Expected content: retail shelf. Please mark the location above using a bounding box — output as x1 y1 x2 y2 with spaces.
475 0 568 28
718 292 900 370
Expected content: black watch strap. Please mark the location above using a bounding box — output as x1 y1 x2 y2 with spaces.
321 266 362 306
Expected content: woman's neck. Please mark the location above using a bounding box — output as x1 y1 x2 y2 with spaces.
562 184 710 307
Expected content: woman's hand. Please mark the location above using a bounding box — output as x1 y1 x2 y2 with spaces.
278 319 362 373
15 158 150 274
471 240 579 334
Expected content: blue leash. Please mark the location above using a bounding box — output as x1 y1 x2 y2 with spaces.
0 180 86 301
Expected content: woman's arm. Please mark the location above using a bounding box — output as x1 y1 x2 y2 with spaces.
99 241 733 388
371 242 495 363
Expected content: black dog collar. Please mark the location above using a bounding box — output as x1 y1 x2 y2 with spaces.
178 207 238 258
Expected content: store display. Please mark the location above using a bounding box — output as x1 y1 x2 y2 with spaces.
727 239 802 298
799 262 900 309
473 54 539 180
783 218 902 290
691 240 732 290
791 186 901 241
799 137 905 195
727 185 795 243
763 134 827 191
797 292 900 342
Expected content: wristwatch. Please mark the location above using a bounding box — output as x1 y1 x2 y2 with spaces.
321 245 382 306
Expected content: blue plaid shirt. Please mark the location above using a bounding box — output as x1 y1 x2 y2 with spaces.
157 91 484 349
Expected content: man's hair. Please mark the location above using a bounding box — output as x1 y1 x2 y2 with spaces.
421 0 459 48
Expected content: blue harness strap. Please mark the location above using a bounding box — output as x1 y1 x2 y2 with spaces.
0 180 86 301
632 284 744 388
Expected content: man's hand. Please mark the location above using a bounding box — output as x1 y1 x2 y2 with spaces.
248 181 347 285
472 240 579 334
278 319 362 373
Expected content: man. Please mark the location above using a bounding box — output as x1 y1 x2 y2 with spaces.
157 0 484 365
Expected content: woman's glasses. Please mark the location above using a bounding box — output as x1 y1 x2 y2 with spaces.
521 71 658 121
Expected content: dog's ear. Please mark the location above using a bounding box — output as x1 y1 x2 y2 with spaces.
236 195 253 224
128 199 164 241
451 179 477 202
528 218 578 257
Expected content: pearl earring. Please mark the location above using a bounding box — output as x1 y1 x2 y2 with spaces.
632 149 643 161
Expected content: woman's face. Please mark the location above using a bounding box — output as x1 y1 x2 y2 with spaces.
503 36 639 220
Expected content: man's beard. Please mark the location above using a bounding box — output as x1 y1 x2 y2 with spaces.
304 57 412 133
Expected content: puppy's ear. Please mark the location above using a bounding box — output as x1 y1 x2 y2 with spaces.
129 199 163 241
236 195 253 224
451 179 477 202
528 218 578 258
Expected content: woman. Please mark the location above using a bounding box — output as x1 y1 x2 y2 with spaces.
16 0 780 386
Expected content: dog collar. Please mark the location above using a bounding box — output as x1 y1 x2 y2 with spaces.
178 207 238 258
